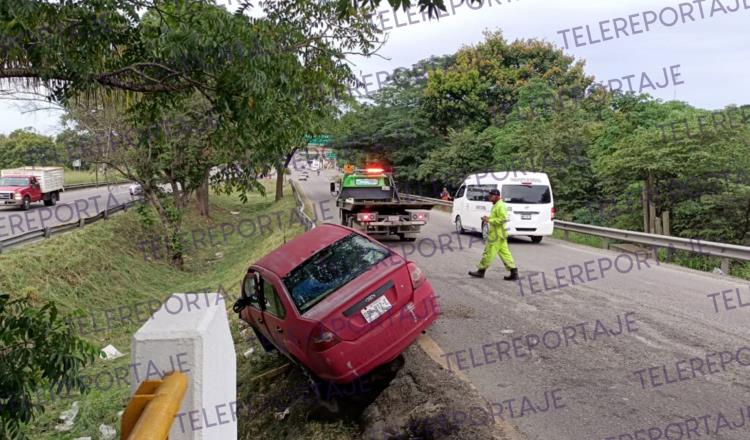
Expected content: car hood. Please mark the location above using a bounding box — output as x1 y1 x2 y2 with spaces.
0 186 22 192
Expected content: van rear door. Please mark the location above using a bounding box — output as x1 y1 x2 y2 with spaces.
501 184 553 232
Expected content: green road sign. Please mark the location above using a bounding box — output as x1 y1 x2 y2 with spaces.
326 152 336 159
305 134 332 146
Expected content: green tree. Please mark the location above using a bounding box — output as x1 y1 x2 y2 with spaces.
0 294 98 439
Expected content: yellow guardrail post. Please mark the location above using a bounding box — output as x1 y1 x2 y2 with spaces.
121 371 188 440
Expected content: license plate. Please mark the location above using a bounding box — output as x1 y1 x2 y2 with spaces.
361 295 392 323
521 214 532 220
388 216 400 222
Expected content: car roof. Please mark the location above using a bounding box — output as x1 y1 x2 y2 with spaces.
463 171 550 186
253 223 354 277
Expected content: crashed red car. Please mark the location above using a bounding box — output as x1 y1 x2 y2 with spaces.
234 223 439 383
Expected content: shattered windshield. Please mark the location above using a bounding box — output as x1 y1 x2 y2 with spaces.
283 233 390 314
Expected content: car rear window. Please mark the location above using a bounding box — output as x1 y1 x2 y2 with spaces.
283 233 390 314
502 184 552 204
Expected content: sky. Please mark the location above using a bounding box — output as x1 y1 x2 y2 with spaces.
2 0 749 135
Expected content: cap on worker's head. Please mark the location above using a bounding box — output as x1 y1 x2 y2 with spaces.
488 189 501 196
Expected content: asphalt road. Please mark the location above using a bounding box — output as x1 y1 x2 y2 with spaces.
0 184 133 240
293 165 750 440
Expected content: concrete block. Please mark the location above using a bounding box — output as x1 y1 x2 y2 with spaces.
131 292 236 439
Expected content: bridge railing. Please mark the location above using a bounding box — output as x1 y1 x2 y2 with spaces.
401 193 750 273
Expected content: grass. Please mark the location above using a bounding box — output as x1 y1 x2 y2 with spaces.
0 182 316 439
63 169 126 186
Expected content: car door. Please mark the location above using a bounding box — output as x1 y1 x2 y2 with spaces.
240 270 268 340
257 271 294 354
28 177 42 201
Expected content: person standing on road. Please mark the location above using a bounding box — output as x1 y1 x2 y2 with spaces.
440 187 452 201
469 188 518 281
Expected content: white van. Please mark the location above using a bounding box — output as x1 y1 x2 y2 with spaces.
451 171 554 243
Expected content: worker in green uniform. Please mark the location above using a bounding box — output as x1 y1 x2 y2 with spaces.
469 188 519 280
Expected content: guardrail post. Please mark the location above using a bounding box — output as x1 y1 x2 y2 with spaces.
103 208 109 219
563 230 569 241
721 258 731 275
78 218 85 228
602 238 610 250
43 227 50 238
131 292 236 439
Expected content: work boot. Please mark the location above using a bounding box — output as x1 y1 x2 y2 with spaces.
504 268 519 281
468 269 486 278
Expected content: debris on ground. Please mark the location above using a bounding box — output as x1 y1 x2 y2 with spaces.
274 407 291 420
55 401 79 432
99 424 116 440
243 348 255 358
101 344 124 360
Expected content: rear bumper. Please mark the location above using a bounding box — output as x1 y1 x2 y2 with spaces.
508 220 554 236
313 283 440 383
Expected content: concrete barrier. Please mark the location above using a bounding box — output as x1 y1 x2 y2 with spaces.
131 293 236 439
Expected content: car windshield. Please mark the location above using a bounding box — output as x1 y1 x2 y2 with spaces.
502 184 551 204
0 177 29 186
283 233 390 314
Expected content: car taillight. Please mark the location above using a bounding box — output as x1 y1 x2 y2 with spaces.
407 262 426 290
410 212 428 221
357 212 377 222
551 207 556 219
310 323 341 352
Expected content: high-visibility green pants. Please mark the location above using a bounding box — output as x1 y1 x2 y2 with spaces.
478 234 516 270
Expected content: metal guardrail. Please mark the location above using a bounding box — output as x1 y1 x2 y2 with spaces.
64 180 131 191
402 193 750 271
0 199 139 253
290 180 316 230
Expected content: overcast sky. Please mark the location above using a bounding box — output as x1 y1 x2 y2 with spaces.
2 0 748 135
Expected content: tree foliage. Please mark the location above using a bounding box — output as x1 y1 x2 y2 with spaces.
335 31 750 246
0 294 98 439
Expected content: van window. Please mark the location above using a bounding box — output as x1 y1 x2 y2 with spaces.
455 185 465 199
502 185 551 204
466 184 496 202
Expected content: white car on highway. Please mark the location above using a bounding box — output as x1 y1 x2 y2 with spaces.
451 171 554 243
129 183 143 196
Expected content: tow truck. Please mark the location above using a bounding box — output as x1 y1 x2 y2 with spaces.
330 166 434 241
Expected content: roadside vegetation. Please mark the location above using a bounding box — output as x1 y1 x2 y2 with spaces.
334 31 750 276
0 182 310 438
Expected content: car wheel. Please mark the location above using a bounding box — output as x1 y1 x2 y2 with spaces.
455 216 465 234
43 192 58 206
531 236 543 243
21 197 30 211
482 222 490 242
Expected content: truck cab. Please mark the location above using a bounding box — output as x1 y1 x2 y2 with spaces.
0 167 64 210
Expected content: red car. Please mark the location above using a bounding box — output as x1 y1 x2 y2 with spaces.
234 223 440 384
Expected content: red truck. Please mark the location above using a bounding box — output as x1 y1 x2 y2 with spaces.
0 167 64 210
